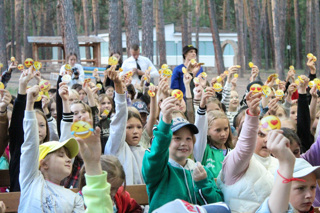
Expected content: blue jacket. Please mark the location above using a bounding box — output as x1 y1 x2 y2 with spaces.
170 64 204 95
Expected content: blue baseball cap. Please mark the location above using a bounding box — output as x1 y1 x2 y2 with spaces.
171 117 198 134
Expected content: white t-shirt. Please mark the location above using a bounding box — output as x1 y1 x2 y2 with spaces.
121 56 159 85
59 63 85 86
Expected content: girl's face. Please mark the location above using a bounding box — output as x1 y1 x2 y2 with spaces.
290 173 316 212
276 106 286 119
290 105 297 124
71 103 91 123
207 103 221 112
79 89 86 101
36 113 47 144
184 49 197 62
290 140 301 158
208 118 229 148
255 128 270 157
100 97 112 114
230 91 239 109
106 87 114 98
126 117 143 146
50 102 57 120
169 127 194 166
68 55 77 67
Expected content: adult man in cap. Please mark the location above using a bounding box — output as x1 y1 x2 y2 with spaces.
121 44 159 85
170 45 204 96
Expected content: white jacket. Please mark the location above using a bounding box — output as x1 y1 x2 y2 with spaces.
217 154 278 213
104 92 145 185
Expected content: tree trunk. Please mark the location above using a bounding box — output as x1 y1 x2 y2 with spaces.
267 0 275 65
44 0 55 60
223 0 231 30
56 2 63 61
60 0 80 63
142 0 153 61
11 0 15 57
293 0 302 69
23 0 32 61
82 0 91 60
117 0 123 57
195 0 200 62
207 0 225 74
156 0 167 65
260 0 269 70
306 0 313 74
180 0 189 47
0 0 7 70
123 0 139 57
234 0 245 77
92 0 99 36
271 0 285 79
245 0 262 69
314 0 320 75
15 0 22 63
187 0 192 44
109 0 123 56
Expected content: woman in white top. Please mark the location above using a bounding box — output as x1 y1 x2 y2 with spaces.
59 53 85 86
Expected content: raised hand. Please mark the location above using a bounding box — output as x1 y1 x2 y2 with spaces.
307 58 316 74
26 85 40 111
76 126 102 175
160 96 177 124
297 75 309 94
19 67 34 95
59 82 69 102
267 98 280 116
246 91 262 116
200 87 215 108
267 130 295 163
0 90 12 112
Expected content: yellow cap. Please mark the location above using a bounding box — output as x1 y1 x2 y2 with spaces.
39 138 79 163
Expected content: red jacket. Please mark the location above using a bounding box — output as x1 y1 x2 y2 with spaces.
115 186 142 213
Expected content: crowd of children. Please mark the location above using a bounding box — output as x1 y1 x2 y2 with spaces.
1 43 320 213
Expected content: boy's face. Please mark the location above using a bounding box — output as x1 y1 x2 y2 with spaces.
290 173 316 212
169 127 194 166
43 147 72 183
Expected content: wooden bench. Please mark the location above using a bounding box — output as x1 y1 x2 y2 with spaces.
0 184 148 212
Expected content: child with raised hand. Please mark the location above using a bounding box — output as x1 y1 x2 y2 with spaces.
194 87 233 178
9 67 50 192
19 85 84 212
76 125 113 212
217 91 280 212
256 130 296 213
104 68 146 185
142 96 223 212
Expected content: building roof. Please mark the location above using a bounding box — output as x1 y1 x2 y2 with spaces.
27 36 105 44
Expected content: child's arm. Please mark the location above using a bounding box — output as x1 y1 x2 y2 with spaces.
297 75 314 151
145 85 157 138
184 72 195 123
20 85 41 191
59 82 74 142
310 85 317 131
193 162 224 204
194 88 215 162
221 67 237 110
76 127 112 213
222 92 261 185
142 97 176 188
256 130 295 213
0 90 11 156
104 69 127 155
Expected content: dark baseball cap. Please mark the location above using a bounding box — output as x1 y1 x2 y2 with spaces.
171 117 198 134
132 101 149 114
183 45 198 59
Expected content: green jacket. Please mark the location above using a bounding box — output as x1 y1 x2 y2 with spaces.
142 119 223 212
201 144 229 178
